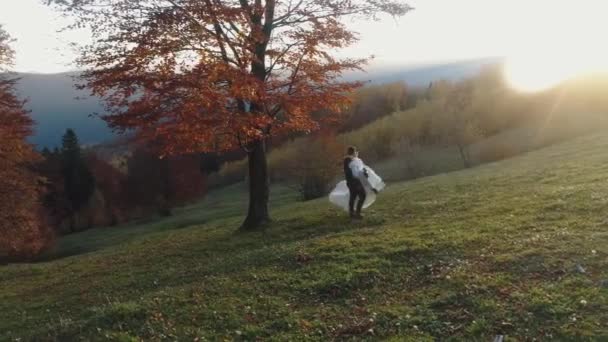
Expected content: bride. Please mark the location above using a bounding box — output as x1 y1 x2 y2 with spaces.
329 146 385 218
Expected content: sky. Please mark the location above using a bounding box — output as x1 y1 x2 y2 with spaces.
0 0 607 74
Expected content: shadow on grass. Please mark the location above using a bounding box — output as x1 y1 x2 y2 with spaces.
32 217 211 263
28 183 298 264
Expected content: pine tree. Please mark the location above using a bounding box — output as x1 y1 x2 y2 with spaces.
61 128 95 230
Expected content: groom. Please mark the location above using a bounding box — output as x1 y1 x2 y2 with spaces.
344 146 370 219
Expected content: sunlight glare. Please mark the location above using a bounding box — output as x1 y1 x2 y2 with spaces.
503 0 608 92
504 55 576 92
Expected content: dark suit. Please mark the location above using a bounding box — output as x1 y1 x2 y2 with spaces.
344 157 366 215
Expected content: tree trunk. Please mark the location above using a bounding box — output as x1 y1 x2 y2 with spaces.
240 2 274 231
241 139 270 230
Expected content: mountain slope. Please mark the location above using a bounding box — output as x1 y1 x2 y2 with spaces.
343 56 503 85
14 72 113 148
2 131 607 340
12 57 502 149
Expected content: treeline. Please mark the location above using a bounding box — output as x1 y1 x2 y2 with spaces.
338 81 418 132
211 66 608 199
2 110 207 261
39 130 207 235
338 67 608 168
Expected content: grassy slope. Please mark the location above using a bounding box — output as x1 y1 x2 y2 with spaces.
2 134 608 341
375 116 608 183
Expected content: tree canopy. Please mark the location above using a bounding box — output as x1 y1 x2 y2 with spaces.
0 25 53 259
49 0 412 153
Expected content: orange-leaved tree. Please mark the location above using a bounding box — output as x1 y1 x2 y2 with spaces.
0 26 53 259
49 0 412 230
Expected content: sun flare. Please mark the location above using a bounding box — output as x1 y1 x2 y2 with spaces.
503 54 582 92
501 0 608 92
504 52 608 93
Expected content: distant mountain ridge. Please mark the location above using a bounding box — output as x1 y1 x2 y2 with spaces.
342 56 504 85
13 72 111 149
12 57 503 149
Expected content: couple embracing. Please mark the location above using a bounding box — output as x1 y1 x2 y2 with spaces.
329 146 386 219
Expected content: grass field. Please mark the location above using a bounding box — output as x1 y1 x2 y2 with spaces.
2 133 608 341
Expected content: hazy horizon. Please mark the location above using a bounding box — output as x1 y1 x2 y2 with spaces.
3 0 606 75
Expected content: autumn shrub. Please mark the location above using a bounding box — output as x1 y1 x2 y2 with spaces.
276 135 344 200
167 154 207 206
124 147 207 217
339 82 410 132
208 159 248 189
390 137 424 179
0 166 55 261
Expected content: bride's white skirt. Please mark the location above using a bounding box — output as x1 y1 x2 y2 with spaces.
329 167 386 212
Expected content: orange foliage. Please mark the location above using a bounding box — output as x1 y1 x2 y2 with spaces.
49 0 412 229
49 0 411 153
124 145 206 217
167 154 207 206
0 26 53 260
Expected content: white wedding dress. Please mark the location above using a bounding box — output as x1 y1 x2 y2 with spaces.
329 158 386 211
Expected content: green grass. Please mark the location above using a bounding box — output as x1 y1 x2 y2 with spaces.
3 133 608 341
43 183 300 260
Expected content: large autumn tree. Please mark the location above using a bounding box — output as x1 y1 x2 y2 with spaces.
0 26 53 259
49 0 412 230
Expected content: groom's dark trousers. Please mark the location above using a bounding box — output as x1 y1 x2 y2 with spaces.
347 180 366 215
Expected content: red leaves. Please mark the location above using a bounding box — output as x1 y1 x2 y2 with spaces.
50 0 411 155
0 26 54 260
124 145 206 215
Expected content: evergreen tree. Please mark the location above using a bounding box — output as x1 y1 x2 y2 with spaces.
61 128 95 229
41 147 51 157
